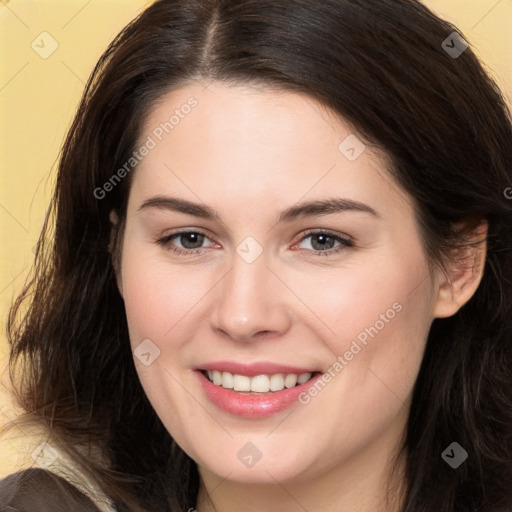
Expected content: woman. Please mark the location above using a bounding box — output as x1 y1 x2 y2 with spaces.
1 0 511 511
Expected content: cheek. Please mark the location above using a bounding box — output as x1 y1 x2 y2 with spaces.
286 259 432 473
119 239 208 448
296 247 431 352
297 244 433 405
120 240 213 349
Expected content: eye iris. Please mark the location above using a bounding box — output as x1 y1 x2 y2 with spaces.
180 233 204 249
311 234 335 251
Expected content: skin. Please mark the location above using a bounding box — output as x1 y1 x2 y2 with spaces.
111 81 486 512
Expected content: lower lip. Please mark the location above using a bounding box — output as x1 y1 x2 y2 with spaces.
195 370 322 418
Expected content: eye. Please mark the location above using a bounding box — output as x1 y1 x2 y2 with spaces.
294 229 353 256
155 230 216 256
155 229 354 257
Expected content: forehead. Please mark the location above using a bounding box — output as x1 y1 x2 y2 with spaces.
142 81 343 152
130 81 413 223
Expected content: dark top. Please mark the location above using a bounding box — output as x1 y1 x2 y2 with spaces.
0 468 104 512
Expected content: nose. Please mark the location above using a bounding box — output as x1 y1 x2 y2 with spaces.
209 248 292 343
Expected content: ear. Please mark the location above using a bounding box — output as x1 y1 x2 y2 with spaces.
108 209 123 298
432 220 487 318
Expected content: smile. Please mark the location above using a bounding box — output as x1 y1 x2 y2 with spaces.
203 370 315 393
195 363 323 418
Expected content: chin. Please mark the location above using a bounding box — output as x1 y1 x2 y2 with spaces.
191 437 320 485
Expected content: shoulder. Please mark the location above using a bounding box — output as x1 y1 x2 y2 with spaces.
0 468 103 511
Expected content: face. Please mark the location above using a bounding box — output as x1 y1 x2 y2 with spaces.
116 81 441 486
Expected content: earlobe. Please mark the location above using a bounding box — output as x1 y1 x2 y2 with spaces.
108 209 124 298
432 221 488 319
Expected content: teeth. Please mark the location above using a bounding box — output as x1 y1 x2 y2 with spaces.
284 374 297 388
212 370 222 385
221 371 234 389
297 372 311 385
233 374 251 391
205 371 313 393
250 375 270 392
269 373 285 391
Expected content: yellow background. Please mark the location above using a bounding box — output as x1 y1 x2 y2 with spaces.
1 0 511 477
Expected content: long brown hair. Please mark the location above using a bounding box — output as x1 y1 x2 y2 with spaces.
5 0 512 510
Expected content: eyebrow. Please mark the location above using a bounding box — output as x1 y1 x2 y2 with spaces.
137 195 380 222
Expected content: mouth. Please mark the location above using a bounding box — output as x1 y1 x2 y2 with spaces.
201 369 319 393
195 365 323 418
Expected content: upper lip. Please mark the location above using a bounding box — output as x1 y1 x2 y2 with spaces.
197 361 319 377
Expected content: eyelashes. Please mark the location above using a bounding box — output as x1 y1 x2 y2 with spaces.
155 229 354 258
155 230 214 256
